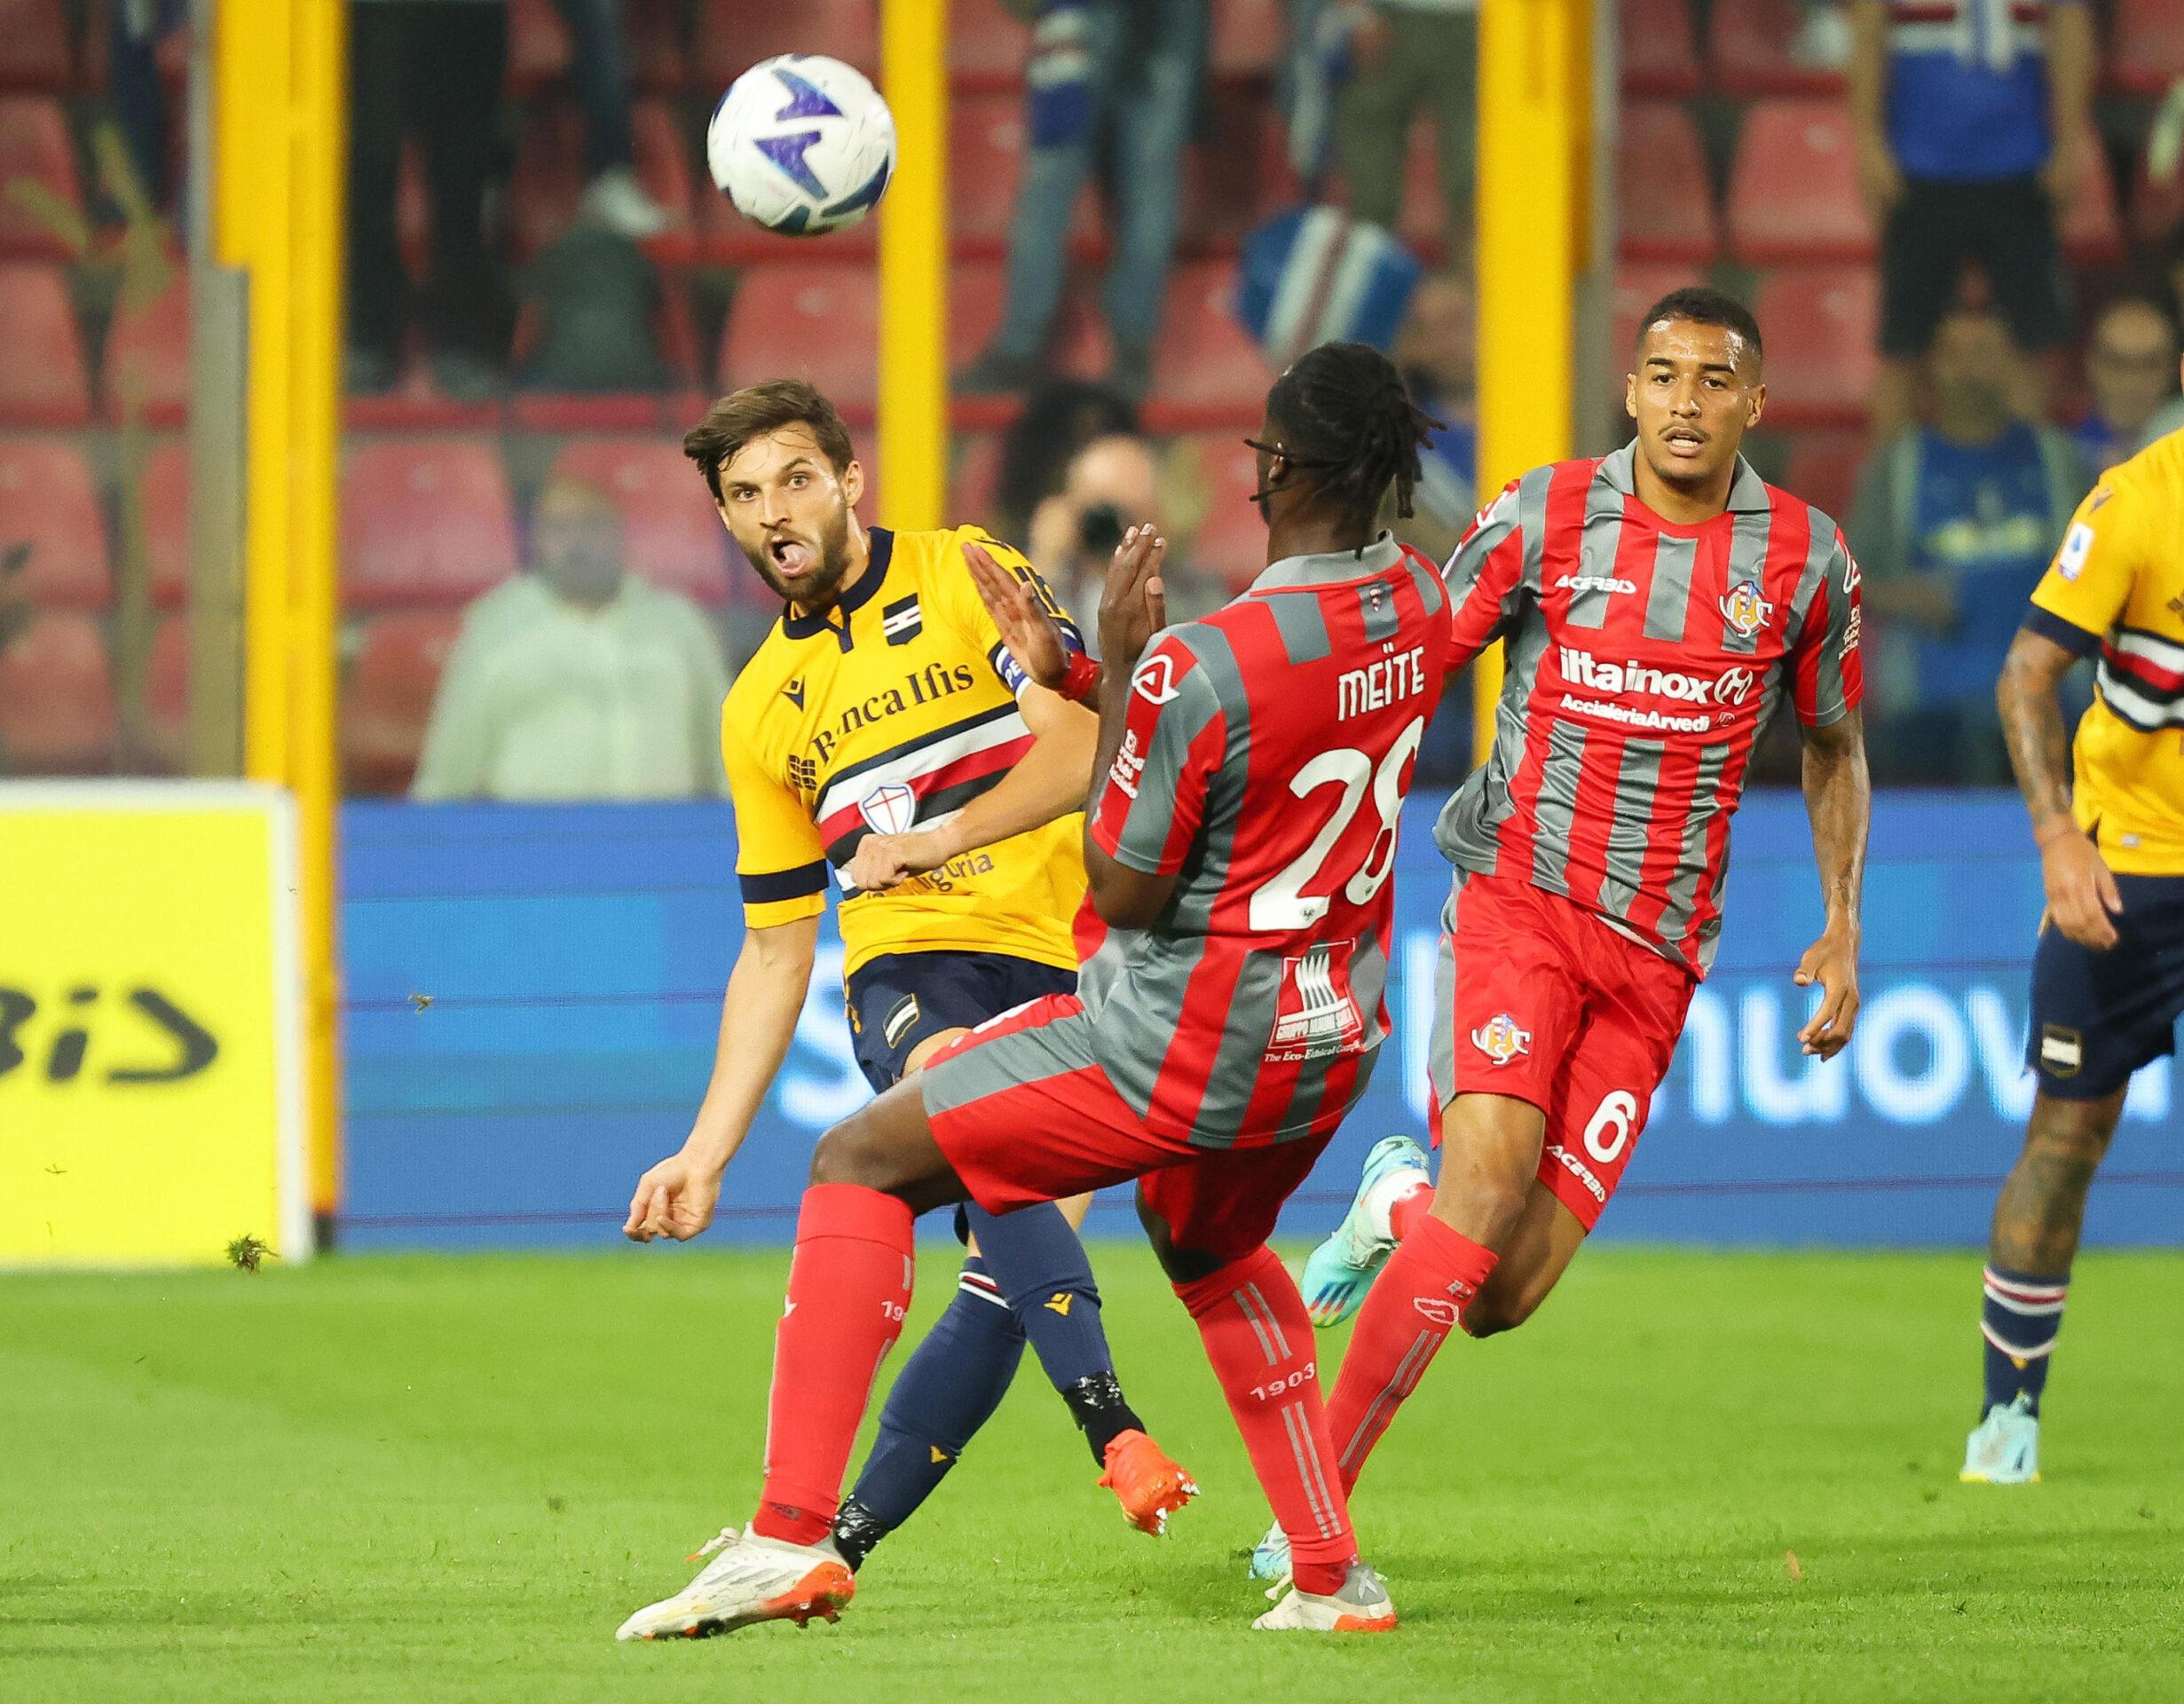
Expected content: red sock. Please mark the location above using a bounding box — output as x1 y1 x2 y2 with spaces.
753 1183 915 1546
1388 1180 1434 1241
1324 1214 1497 1495
1175 1244 1355 1597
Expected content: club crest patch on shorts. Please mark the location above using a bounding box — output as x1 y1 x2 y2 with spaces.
883 993 923 1050
2038 1024 2084 1077
1470 1012 1531 1066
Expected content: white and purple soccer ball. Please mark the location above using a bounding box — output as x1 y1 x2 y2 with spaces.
707 55 897 238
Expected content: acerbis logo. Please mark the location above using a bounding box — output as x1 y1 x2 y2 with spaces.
0 985 218 1085
1412 1297 1460 1327
1131 654 1180 706
1559 646 1755 706
1554 573 1638 596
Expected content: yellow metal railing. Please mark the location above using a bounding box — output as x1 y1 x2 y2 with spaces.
878 0 949 532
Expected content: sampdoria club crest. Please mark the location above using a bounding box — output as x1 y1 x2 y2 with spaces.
858 782 917 837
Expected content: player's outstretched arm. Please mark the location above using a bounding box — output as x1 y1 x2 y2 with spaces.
1083 527 1182 931
966 542 1075 691
1999 627 2124 951
625 913 819 1242
1794 709 1869 1060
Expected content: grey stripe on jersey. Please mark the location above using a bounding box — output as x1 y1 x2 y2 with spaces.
1653 739 1734 957
1436 597 1554 877
1526 717 1588 893
1599 736 1668 920
1563 461 1631 631
1267 591 1333 665
1794 509 1857 726
1426 874 1465 1111
920 1003 1101 1116
1359 579 1403 643
1644 532 1698 642
1399 548 1450 619
1718 503 1776 656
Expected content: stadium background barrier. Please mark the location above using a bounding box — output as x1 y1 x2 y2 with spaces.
0 781 311 1268
337 790 2182 1252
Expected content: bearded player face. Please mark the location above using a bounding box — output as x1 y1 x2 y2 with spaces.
1624 317 1766 493
717 424 866 611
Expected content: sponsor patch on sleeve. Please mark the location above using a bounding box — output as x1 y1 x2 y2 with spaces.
2057 522 2095 581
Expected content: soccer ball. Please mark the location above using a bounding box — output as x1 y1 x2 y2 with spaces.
707 55 897 238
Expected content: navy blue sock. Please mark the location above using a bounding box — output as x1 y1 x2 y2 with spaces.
834 1257 1023 1567
1981 1264 2069 1417
966 1201 1144 1463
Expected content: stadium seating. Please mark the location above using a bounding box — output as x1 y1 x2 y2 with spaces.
949 0 1031 91
340 439 519 610
627 0 688 93
1618 102 1718 264
0 96 80 261
0 436 107 608
1620 0 1701 99
948 90 1101 259
1727 100 1872 264
949 431 1004 532
141 438 190 609
0 263 88 426
1781 430 1869 527
1210 0 1282 81
0 0 69 91
2109 0 2184 98
1186 91 1301 249
343 610 463 793
145 612 188 772
105 272 190 426
720 262 879 415
504 0 571 95
1752 268 1880 428
509 98 694 262
2131 149 2184 246
1147 263 1274 429
2055 130 2125 266
1177 432 1266 592
699 0 878 91
0 611 115 771
1711 0 1846 98
548 438 737 606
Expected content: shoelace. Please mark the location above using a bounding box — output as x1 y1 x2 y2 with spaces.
686 1526 740 1563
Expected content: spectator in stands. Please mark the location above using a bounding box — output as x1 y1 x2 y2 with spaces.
411 477 729 801
1850 305 2085 785
516 227 671 393
1329 0 1476 252
2074 296 2180 474
347 0 514 400
956 0 1210 403
1848 0 2095 437
1393 269 1475 558
110 0 182 215
550 0 672 240
1028 432 1218 631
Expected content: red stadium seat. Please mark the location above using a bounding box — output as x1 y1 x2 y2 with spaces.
105 272 190 426
1146 261 1274 427
1780 430 1869 526
1712 0 1846 98
343 610 463 794
0 611 114 771
1611 263 1707 382
627 0 688 93
548 438 737 606
505 0 571 95
698 0 878 90
145 611 187 771
1751 268 1880 428
1187 91 1302 248
1620 103 1718 264
1620 0 1701 99
950 88 1100 256
720 263 879 414
2056 128 2125 266
0 97 80 260
2110 0 2184 97
141 438 189 608
1728 100 1872 264
510 99 693 262
1210 0 1282 80
1177 433 1266 592
340 438 519 610
949 431 1004 532
0 436 107 608
950 0 1030 89
0 0 69 91
0 263 86 425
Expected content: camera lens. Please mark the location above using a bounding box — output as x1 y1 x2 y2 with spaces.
1078 503 1125 556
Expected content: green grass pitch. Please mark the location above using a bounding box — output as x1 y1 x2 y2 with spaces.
3 1246 2180 1703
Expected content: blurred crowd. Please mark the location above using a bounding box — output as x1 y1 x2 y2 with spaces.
4 0 2183 798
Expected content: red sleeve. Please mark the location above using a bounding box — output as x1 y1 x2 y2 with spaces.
1087 639 1226 875
1791 531 1865 728
1442 479 1527 670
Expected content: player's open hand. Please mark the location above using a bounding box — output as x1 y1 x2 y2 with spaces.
1096 525 1168 676
2040 831 2124 951
966 542 1069 690
1793 925 1860 1059
850 829 946 894
624 1151 721 1242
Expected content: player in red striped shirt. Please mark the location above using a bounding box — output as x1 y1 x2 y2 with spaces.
1250 288 1874 1581
615 343 1452 1638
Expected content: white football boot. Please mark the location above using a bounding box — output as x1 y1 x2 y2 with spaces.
1960 1394 2041 1485
1252 1560 1398 1633
614 1526 855 1642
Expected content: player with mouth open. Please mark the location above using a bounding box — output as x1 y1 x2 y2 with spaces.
1251 288 1873 1581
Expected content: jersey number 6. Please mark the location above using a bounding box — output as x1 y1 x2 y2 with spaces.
1250 717 1427 932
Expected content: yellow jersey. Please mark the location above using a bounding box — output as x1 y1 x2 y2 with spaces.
2027 427 2184 874
722 524 1088 977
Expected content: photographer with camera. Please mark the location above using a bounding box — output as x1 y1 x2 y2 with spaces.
1024 433 1214 644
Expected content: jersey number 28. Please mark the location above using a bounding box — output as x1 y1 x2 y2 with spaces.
1250 717 1426 932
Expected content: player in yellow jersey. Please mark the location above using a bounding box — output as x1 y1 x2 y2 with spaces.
619 382 1190 1603
1965 403 2184 1485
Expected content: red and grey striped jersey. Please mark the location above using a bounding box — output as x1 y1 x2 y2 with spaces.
1082 536 1451 1148
1436 445 1865 976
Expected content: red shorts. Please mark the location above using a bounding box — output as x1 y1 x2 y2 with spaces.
1427 871 1696 1231
920 993 1336 1262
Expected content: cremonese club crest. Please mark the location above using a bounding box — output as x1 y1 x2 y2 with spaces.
1470 1012 1531 1066
1720 578 1774 640
857 782 918 837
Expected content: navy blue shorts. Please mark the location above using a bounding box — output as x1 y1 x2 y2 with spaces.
2026 873 2184 1100
844 950 1078 1093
